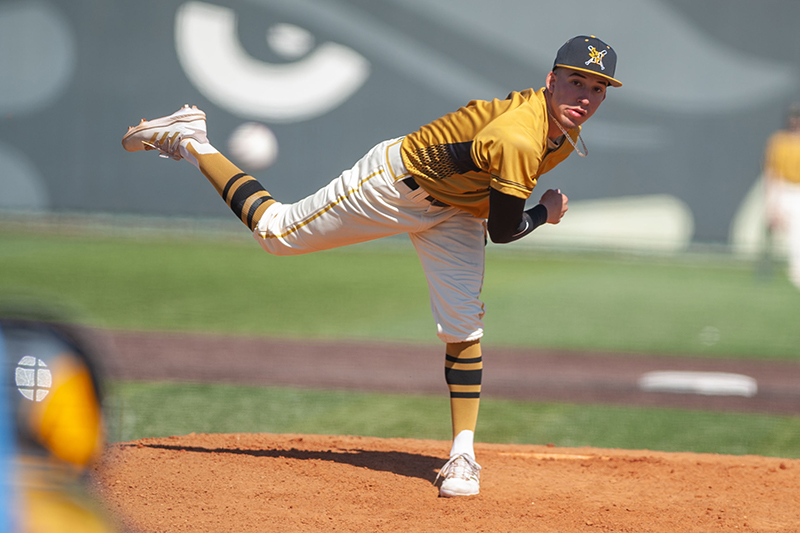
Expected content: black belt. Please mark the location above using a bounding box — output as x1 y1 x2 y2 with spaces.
401 177 449 207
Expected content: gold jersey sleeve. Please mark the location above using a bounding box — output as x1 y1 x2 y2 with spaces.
765 131 800 184
400 87 578 218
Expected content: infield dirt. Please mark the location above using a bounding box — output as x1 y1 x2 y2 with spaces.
89 330 800 532
92 432 799 532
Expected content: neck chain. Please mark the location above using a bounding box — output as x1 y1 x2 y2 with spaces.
548 111 588 157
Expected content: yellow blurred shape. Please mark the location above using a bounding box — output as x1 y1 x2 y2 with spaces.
22 488 117 533
28 353 104 466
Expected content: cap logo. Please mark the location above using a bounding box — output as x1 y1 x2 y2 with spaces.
585 46 607 71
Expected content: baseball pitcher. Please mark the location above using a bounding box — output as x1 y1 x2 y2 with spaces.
122 35 621 498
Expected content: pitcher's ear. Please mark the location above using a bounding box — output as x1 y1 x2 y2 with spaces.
545 70 557 93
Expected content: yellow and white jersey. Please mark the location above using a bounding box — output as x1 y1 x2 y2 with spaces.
765 131 800 184
400 87 578 218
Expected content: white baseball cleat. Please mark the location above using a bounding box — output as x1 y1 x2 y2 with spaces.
435 453 481 497
121 104 208 161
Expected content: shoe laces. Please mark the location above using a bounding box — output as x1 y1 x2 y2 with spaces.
142 134 183 161
435 453 481 485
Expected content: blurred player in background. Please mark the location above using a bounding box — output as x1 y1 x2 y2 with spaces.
1 306 119 532
122 35 621 497
764 103 800 290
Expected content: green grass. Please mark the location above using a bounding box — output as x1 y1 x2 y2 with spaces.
482 250 800 358
0 231 434 341
2 229 799 359
4 225 800 457
108 381 800 459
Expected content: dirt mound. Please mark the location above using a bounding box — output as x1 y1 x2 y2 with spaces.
91 433 800 532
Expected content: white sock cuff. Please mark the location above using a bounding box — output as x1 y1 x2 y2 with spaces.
450 430 475 459
180 140 218 168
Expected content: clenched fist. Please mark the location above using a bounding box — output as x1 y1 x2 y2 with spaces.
539 188 568 224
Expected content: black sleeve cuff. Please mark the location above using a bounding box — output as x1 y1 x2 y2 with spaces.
500 204 546 243
527 203 548 228
487 188 549 244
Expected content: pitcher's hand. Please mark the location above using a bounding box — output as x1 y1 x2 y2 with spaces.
539 189 568 224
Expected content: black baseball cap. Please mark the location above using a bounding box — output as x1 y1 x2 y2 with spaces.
553 35 622 88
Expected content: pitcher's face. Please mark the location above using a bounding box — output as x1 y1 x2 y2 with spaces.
546 68 608 134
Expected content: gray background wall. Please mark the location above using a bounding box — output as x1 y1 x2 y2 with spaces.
2 0 799 247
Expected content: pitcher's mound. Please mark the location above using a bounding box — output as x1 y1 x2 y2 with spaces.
92 433 799 532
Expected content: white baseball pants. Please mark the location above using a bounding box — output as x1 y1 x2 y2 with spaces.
253 138 487 343
773 180 800 289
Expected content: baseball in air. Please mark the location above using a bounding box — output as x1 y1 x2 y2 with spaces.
227 122 279 171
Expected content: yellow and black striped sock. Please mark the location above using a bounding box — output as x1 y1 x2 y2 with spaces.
185 143 276 231
444 340 482 438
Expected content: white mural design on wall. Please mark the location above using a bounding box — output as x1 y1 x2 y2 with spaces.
0 1 73 210
175 1 371 123
175 1 370 171
0 1 75 115
0 145 50 211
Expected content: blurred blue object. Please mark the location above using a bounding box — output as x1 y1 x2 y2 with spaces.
0 325 17 533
